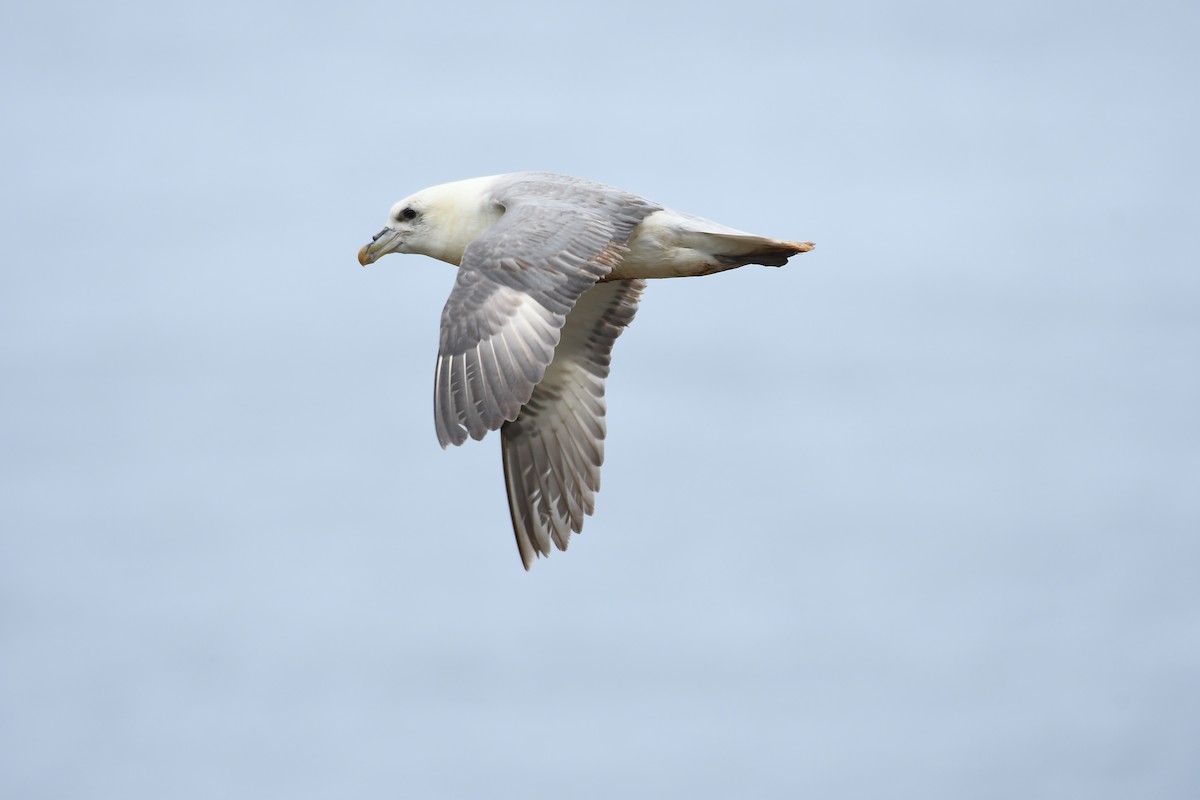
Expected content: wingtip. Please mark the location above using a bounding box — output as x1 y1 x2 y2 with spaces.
434 419 469 449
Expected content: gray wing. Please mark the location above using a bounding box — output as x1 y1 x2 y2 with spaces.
434 174 659 447
500 279 645 569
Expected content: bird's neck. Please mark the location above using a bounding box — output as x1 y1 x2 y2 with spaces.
417 177 505 266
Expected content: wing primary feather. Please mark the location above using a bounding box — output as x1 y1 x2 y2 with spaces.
501 434 537 570
435 356 466 448
532 428 571 551
545 422 589 532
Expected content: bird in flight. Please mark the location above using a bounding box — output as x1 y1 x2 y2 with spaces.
358 172 814 569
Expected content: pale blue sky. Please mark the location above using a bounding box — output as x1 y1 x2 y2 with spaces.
3 1 1198 797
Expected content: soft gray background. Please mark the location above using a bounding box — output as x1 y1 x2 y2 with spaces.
3 1 1197 797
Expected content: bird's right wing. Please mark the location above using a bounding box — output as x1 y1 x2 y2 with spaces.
434 174 659 448
500 279 646 569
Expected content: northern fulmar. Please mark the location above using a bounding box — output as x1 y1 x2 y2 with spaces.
358 172 814 569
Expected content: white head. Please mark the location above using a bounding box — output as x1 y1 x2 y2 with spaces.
357 176 504 267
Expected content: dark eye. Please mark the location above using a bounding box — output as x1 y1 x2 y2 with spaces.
400 207 418 221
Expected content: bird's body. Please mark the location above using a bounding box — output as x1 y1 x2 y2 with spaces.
359 172 813 569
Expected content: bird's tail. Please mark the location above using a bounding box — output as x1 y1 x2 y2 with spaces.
680 229 815 269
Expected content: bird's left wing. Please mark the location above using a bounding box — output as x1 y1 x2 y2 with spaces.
501 279 645 569
434 174 659 447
